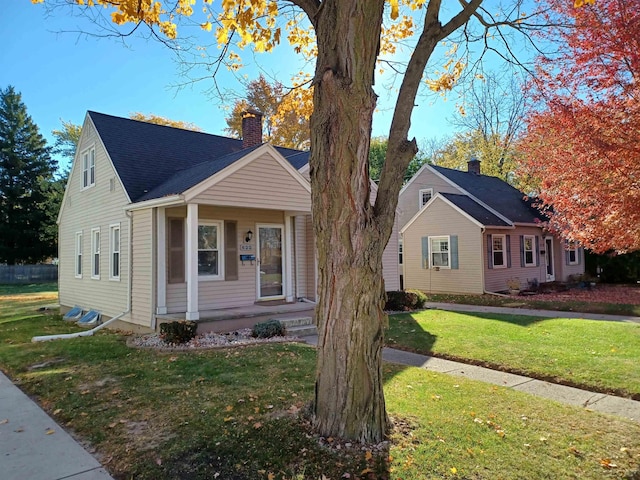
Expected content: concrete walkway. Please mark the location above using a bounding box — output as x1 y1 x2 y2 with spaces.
304 334 640 423
0 371 114 480
423 302 640 323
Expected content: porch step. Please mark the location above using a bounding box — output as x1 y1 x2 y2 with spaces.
275 316 317 337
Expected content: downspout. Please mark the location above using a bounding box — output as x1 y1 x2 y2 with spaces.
32 210 135 342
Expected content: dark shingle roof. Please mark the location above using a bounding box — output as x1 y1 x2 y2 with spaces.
88 111 309 202
432 165 544 224
440 193 511 227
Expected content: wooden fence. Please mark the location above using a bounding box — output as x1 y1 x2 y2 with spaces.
0 265 58 284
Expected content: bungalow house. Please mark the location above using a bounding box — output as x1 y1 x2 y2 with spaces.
398 158 584 295
57 111 399 331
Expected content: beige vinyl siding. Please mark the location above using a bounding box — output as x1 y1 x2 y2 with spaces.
398 167 463 229
484 227 546 292
129 209 154 327
165 206 286 312
403 197 483 294
554 238 586 281
294 214 314 299
58 117 130 318
383 216 400 291
191 153 311 211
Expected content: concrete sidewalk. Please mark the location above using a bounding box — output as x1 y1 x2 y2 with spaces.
0 371 114 480
304 335 640 423
423 302 640 323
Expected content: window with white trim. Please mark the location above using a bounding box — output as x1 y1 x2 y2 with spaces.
492 234 506 268
398 240 403 265
91 228 100 279
75 231 83 278
419 188 433 208
568 241 579 265
110 224 121 280
82 148 95 189
430 236 450 268
523 235 535 267
198 221 224 279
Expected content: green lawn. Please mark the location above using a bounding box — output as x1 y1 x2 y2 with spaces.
1 287 639 479
386 309 640 399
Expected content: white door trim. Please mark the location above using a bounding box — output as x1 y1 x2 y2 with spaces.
256 223 286 301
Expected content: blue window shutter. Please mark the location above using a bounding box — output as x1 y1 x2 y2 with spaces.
487 234 493 269
450 235 459 269
519 235 525 267
421 237 429 269
506 235 512 268
535 236 540 267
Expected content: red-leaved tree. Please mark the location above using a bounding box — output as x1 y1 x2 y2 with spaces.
518 0 640 253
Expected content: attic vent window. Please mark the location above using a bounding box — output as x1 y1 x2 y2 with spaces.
82 147 95 189
419 188 433 208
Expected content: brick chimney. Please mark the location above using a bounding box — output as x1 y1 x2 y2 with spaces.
241 110 264 149
467 156 481 175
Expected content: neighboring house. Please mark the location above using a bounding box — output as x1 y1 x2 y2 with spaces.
398 158 584 295
57 111 399 331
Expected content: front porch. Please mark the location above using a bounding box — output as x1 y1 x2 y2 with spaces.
156 300 315 334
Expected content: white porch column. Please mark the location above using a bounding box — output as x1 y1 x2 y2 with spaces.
186 203 200 320
156 207 167 315
284 213 294 302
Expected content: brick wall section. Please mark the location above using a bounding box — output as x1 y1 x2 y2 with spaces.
242 110 264 149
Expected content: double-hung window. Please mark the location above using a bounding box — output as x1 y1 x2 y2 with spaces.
430 236 450 268
75 232 83 278
568 241 579 265
523 235 535 267
398 240 403 266
492 234 506 268
91 227 100 279
198 221 223 279
110 224 121 280
82 148 95 189
419 188 433 208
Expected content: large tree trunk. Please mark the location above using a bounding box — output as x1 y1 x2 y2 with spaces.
309 0 391 443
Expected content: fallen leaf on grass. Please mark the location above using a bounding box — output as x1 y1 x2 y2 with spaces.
253 422 262 429
600 458 617 469
53 409 62 415
365 450 373 461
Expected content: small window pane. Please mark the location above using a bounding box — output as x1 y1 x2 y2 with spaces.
198 251 219 276
198 225 218 250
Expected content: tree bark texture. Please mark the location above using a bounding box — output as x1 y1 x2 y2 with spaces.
309 0 390 443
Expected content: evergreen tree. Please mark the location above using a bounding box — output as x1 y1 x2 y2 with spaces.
0 86 57 264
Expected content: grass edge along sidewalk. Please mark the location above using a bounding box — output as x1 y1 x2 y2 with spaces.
386 307 640 401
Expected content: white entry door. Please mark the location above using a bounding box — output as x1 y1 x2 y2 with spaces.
545 237 555 282
257 224 285 300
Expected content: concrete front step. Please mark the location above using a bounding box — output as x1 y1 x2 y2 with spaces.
276 316 317 337
285 324 318 337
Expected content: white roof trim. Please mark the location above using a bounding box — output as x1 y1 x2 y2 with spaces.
400 193 516 234
124 195 184 211
298 162 310 175
183 143 311 201
56 113 132 224
425 164 514 226
398 161 431 196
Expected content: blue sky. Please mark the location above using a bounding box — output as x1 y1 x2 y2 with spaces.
2 0 515 172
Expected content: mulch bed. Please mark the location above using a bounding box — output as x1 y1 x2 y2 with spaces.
531 284 640 306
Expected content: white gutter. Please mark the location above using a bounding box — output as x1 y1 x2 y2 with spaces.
124 195 184 212
32 310 129 343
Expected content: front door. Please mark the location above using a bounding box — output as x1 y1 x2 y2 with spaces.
545 237 555 281
257 224 285 300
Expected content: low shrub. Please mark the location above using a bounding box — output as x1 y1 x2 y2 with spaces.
251 319 285 338
159 320 198 344
385 290 427 311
